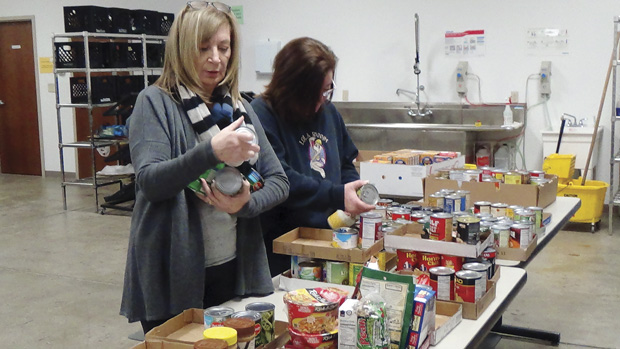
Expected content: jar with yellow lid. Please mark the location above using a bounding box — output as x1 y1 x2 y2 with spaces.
203 326 237 349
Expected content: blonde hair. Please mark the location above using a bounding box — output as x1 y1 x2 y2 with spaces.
155 4 241 104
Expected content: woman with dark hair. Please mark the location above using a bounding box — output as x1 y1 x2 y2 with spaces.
251 37 375 276
120 2 288 334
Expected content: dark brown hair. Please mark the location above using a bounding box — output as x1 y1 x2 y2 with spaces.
262 37 337 123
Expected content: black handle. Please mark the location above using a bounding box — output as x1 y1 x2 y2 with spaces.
556 119 566 154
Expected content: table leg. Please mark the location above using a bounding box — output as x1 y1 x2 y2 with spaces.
491 316 560 345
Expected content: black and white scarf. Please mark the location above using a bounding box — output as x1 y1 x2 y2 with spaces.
177 84 253 142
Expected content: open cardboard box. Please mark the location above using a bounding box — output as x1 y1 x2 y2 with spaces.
496 234 538 261
424 173 558 208
273 227 384 263
142 308 288 349
431 301 463 345
383 220 493 258
444 280 496 320
360 154 466 197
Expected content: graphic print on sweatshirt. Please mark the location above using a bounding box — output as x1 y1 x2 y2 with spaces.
299 132 328 178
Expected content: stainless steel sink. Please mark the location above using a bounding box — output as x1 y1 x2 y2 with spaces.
333 102 526 162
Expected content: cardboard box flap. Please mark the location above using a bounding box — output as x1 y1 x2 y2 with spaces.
273 227 384 263
431 302 463 345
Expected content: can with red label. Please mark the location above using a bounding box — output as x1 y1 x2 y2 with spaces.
441 254 464 272
509 223 531 249
410 211 427 222
474 201 492 214
491 169 507 182
525 206 543 232
429 266 455 301
529 170 545 179
360 212 382 248
480 248 497 279
376 198 393 208
455 270 483 303
491 224 510 248
480 166 494 177
391 208 411 221
417 252 441 272
430 212 453 241
491 203 508 218
463 262 490 298
456 216 481 245
396 249 417 271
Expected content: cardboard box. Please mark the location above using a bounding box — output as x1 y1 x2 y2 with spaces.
444 280 496 320
279 270 356 294
383 221 493 258
424 173 558 208
360 155 465 197
431 301 463 345
144 308 288 349
273 227 384 264
496 234 538 261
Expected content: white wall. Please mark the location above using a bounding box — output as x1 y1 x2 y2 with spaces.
3 0 619 198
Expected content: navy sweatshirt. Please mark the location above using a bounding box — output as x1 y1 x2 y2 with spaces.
252 97 360 275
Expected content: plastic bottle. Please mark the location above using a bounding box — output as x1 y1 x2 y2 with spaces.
503 100 513 126
476 146 490 167
494 144 510 169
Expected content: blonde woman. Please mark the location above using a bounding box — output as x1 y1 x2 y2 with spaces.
120 1 288 333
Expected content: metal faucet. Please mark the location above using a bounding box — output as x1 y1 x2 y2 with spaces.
397 13 432 117
561 113 586 127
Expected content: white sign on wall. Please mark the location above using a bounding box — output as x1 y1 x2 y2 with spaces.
526 28 569 55
444 30 485 56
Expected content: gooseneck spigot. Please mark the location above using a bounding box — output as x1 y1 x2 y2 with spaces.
414 13 421 75
402 13 431 117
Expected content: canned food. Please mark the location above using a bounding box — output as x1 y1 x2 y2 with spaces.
429 266 455 301
455 270 484 303
224 316 258 347
376 199 393 208
504 171 522 184
529 170 545 178
385 206 397 220
440 189 455 196
298 261 323 281
506 205 523 220
444 194 463 213
357 183 380 205
441 254 464 272
410 211 427 222
463 169 483 182
396 249 417 270
391 208 411 221
480 220 495 236
474 201 492 214
462 262 490 297
422 206 443 214
245 302 276 346
526 206 544 231
530 178 548 186
481 248 497 279
242 165 265 193
455 190 470 210
427 193 444 208
231 310 262 341
213 166 244 196
483 177 501 183
360 212 382 248
417 252 441 272
491 224 511 248
349 263 364 286
491 169 507 182
372 206 387 220
516 209 536 225
332 227 359 249
456 216 481 245
475 212 493 220
402 203 422 212
324 261 349 285
430 213 453 241
204 306 234 329
491 203 508 218
291 256 312 278
510 223 531 249
479 166 494 176
517 170 531 184
327 209 355 229
449 170 465 181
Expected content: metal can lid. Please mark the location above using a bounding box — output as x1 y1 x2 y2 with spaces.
463 262 489 272
490 202 508 208
526 206 543 211
235 125 258 145
213 167 243 196
491 224 511 230
231 310 261 322
508 205 524 210
360 211 383 219
446 194 462 199
456 216 480 224
455 270 482 279
382 226 399 233
431 212 453 219
204 306 235 316
429 266 455 276
455 190 470 195
377 198 393 204
333 227 359 235
358 183 380 205
394 218 412 225
474 201 492 206
245 302 276 312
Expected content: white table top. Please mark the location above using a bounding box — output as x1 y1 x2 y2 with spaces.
497 196 581 267
221 266 527 349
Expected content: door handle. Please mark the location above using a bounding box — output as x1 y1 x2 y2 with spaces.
0 100 4 105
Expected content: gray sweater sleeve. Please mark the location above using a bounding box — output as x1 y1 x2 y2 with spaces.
129 87 220 203
235 100 289 218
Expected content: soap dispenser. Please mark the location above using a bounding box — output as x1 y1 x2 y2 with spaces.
503 99 513 126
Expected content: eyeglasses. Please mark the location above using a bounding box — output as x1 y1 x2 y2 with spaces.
186 1 232 13
322 80 336 101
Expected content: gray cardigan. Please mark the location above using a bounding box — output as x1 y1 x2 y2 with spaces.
120 86 289 323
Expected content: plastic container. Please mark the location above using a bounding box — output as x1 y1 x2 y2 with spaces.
493 144 510 170
556 178 609 223
503 103 513 126
476 146 490 167
203 327 237 349
542 153 576 179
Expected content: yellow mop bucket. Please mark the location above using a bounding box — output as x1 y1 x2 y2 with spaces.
542 153 576 179
556 178 609 224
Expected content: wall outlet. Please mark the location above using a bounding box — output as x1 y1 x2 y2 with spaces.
540 61 552 96
456 61 468 95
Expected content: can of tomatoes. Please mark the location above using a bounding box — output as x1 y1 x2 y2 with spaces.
417 252 441 272
429 212 453 241
455 270 483 303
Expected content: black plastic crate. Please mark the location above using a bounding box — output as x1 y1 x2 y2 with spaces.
130 9 159 35
109 42 143 68
70 76 117 104
158 12 175 35
54 42 110 68
116 75 144 100
146 43 165 68
63 6 111 33
108 8 131 34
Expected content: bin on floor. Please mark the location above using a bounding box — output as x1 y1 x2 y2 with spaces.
556 178 609 232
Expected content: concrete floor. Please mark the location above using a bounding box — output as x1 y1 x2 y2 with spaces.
0 173 619 349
